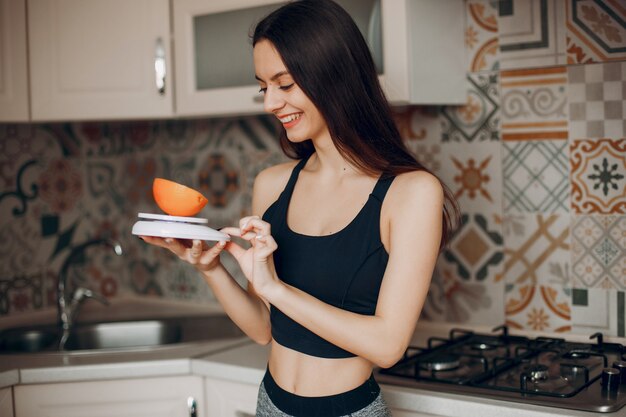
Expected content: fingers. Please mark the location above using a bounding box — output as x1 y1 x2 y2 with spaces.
220 226 241 237
189 239 203 258
252 233 278 260
222 218 271 244
140 236 186 255
199 240 227 264
139 236 226 268
240 217 271 241
223 240 246 259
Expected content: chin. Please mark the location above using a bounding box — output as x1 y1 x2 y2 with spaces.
285 132 309 144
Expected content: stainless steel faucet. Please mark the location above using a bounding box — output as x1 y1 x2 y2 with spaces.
57 238 123 350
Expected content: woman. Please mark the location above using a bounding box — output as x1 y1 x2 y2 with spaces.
142 1 459 415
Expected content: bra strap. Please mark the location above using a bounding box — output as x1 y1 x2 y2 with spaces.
371 175 395 202
283 155 310 195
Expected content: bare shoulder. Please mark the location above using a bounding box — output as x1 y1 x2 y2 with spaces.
252 160 300 216
385 170 444 211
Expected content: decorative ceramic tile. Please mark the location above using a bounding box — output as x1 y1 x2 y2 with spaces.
84 156 148 215
395 106 443 173
441 71 500 142
123 156 160 212
394 106 442 142
0 268 53 314
571 214 626 289
157 262 215 302
465 0 499 72
501 66 568 141
441 213 504 282
570 139 626 214
502 140 570 213
438 141 503 214
571 288 625 337
501 214 570 288
196 146 246 226
240 150 289 218
196 116 280 153
505 283 572 332
38 158 84 213
440 259 505 326
155 119 203 155
568 62 626 139
78 121 161 157
566 0 626 64
498 0 567 69
0 125 58 188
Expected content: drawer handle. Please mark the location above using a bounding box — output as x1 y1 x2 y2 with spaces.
187 396 197 417
155 37 166 95
235 412 254 417
253 95 264 103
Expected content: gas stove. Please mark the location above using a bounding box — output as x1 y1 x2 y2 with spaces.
376 326 626 413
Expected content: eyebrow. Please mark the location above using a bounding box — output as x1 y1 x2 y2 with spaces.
254 71 290 82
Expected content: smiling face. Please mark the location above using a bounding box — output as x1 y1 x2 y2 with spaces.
253 39 329 144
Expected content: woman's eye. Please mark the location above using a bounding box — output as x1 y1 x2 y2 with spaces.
258 87 267 94
279 83 295 91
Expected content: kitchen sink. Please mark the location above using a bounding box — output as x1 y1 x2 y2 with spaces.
0 315 243 354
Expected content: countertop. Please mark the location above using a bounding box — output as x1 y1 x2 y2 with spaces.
2 298 625 416
194 342 626 417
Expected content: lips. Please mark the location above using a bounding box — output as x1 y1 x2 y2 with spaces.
277 113 301 123
277 112 302 128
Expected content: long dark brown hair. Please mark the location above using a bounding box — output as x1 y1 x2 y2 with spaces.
252 0 460 251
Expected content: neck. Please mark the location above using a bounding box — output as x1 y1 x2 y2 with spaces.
308 137 358 178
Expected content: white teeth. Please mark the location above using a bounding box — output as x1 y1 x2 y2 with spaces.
279 113 301 123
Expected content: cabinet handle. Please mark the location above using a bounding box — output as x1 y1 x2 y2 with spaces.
235 412 254 417
155 37 166 95
187 396 197 417
253 95 264 104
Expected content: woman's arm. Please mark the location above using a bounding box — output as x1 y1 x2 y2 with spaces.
245 170 444 368
209 162 295 344
138 235 272 344
140 163 292 345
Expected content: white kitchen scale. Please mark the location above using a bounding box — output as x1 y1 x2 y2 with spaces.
131 213 230 241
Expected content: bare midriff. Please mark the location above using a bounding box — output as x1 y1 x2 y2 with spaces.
267 339 374 396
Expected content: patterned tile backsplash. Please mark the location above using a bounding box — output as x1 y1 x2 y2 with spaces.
0 0 624 338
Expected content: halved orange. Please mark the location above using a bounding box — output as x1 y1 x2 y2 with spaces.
153 178 208 217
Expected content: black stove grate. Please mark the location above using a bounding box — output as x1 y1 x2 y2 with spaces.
377 326 626 413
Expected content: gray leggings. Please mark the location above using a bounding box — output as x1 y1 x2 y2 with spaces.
256 380 392 417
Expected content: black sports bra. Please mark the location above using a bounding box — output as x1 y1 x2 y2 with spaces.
262 156 394 358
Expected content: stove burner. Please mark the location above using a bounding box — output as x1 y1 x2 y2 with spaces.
525 364 549 381
470 342 497 351
563 351 590 360
418 353 460 371
377 328 626 413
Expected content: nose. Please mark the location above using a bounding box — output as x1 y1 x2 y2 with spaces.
263 87 285 114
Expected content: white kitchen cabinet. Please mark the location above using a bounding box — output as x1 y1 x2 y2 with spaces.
14 375 203 417
173 0 465 118
0 387 14 417
28 0 174 121
0 0 29 122
204 377 258 417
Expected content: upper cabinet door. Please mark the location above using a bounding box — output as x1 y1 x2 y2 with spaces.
0 0 29 122
174 0 465 118
173 0 278 118
383 0 466 105
28 0 173 122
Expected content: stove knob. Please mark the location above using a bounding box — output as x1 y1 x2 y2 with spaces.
602 368 620 391
613 361 626 384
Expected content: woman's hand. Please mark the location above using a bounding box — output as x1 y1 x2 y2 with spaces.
221 216 281 300
140 236 227 273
